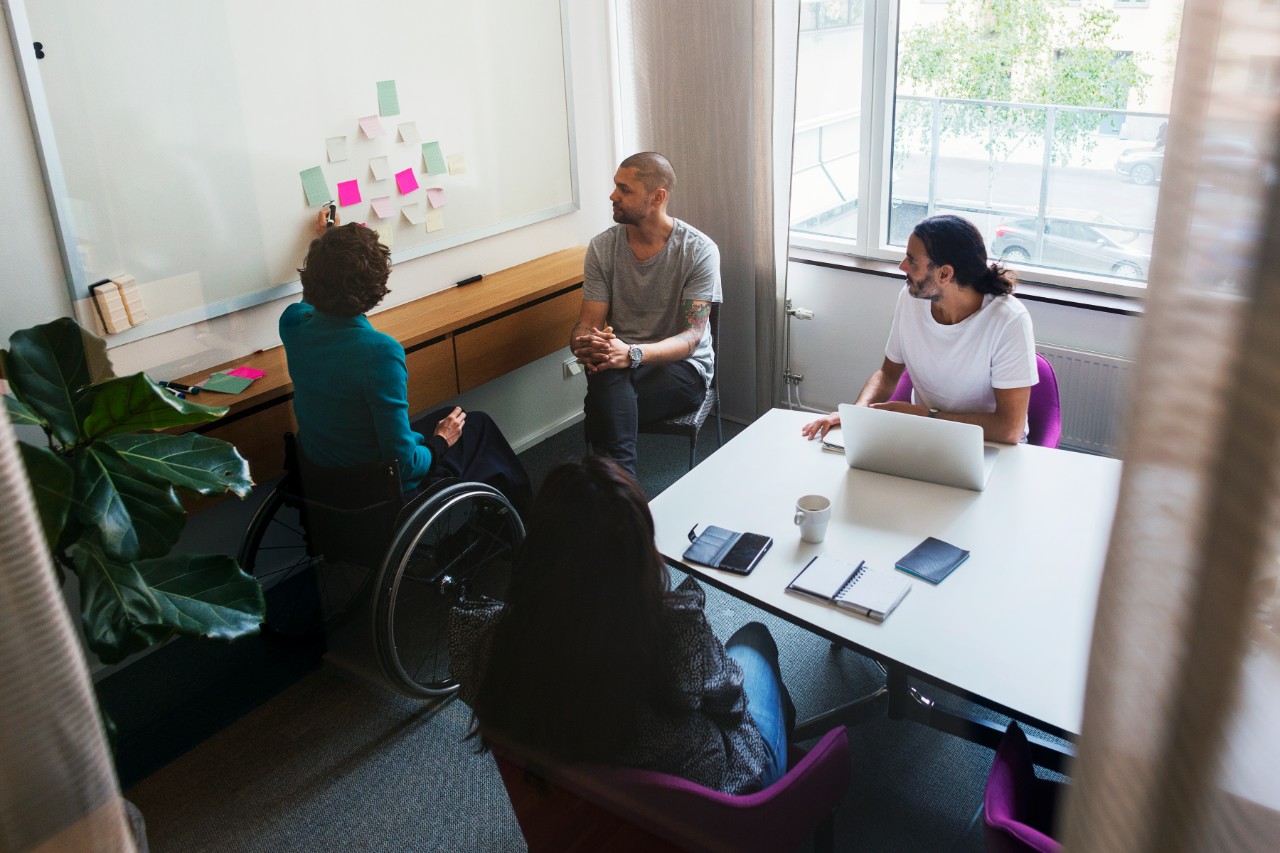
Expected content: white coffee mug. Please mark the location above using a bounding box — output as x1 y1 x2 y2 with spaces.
794 494 832 544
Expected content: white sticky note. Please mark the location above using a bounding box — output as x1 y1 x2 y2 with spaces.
402 204 426 225
375 223 395 248
326 136 348 163
426 209 445 232
370 196 393 219
359 115 387 138
369 155 390 181
447 153 466 175
398 122 421 145
426 187 447 208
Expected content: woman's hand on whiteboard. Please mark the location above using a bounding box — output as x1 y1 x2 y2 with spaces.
313 207 339 237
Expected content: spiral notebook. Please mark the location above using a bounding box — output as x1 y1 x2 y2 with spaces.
786 555 911 622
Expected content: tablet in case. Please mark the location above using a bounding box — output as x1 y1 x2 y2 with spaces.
683 525 774 575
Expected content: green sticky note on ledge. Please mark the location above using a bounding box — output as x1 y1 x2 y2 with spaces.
201 372 254 394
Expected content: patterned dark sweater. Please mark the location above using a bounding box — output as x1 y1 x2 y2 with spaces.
448 576 773 794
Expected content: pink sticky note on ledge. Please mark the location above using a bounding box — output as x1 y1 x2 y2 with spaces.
337 180 362 206
226 366 267 380
395 168 420 195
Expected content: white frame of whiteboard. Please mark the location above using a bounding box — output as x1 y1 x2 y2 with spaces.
4 0 580 347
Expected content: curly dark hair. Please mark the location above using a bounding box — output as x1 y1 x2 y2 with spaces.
913 215 1016 296
297 223 391 317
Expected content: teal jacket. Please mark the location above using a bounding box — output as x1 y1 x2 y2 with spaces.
279 301 436 490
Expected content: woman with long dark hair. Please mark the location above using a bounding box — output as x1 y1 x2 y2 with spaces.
449 455 793 794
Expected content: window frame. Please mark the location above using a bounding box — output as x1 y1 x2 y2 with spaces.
788 0 1153 301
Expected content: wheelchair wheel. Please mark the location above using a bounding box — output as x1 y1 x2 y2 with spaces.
372 482 524 698
238 482 376 638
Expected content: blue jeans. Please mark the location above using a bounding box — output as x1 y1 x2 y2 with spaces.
726 622 795 788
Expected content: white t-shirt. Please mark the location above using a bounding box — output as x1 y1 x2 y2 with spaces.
884 285 1037 417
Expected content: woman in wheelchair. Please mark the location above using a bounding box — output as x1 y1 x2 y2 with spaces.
449 455 795 794
281 211 531 513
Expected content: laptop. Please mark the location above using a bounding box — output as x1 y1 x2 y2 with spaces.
832 403 1000 491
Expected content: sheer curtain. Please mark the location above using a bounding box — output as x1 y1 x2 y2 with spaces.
0 405 134 851
614 0 799 419
1063 0 1280 849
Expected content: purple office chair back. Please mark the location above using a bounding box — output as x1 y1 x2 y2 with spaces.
888 353 1062 448
983 721 1065 853
493 725 851 853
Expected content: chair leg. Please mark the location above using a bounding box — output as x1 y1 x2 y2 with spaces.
715 407 723 448
687 433 697 470
813 811 836 853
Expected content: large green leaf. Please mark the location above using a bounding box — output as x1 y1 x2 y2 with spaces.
103 432 253 497
70 444 185 562
82 373 228 439
75 542 167 665
4 318 94 445
4 393 47 429
15 442 74 551
137 554 265 640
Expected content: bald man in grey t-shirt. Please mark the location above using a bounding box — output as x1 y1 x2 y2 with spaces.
571 152 722 476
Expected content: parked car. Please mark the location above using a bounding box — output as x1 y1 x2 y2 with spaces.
992 211 1150 280
1115 137 1266 186
1114 145 1163 185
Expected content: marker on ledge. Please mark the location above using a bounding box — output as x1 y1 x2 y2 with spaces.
159 380 200 395
456 274 483 287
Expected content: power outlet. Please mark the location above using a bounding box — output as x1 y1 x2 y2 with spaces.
563 357 584 379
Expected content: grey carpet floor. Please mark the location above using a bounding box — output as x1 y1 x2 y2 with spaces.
127 420 1018 852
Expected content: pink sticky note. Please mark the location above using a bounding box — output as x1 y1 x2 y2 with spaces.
395 168 420 195
358 115 386 138
426 187 447 208
370 196 393 219
337 180 361 207
226 366 267 380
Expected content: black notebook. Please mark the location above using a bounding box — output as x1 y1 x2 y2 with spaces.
895 537 970 585
786 555 911 622
683 525 773 575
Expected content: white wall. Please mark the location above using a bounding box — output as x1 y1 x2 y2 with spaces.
782 262 1144 413
1 1 615 451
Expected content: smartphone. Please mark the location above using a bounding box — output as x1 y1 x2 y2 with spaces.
719 532 774 575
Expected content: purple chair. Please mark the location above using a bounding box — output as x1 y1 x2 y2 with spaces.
983 721 1066 853
493 725 851 853
888 353 1062 448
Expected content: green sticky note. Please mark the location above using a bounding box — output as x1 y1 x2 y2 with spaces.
201 372 254 394
422 141 447 174
300 166 329 207
377 80 400 117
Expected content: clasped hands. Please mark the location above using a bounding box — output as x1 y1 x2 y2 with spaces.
571 326 629 374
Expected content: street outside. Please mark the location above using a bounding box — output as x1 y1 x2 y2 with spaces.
796 135 1161 268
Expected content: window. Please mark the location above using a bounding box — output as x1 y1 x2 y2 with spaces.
791 0 1185 296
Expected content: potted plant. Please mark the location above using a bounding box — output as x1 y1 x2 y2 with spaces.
1 317 264 666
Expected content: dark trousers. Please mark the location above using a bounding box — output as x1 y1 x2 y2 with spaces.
407 408 533 516
583 362 705 476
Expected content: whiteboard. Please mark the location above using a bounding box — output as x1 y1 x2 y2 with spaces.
6 0 578 343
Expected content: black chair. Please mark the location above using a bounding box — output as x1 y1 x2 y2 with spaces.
238 433 524 698
638 302 723 470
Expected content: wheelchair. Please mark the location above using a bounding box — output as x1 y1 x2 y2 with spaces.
237 434 524 698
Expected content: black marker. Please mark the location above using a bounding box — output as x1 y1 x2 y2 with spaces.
326 201 336 227
456 274 483 286
160 380 200 395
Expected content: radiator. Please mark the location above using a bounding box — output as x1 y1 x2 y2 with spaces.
1037 345 1133 457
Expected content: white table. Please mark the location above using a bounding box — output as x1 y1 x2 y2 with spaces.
650 409 1122 767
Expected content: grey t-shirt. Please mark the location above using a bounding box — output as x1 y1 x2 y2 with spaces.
582 219 722 384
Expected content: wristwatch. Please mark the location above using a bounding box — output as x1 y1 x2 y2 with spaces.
628 344 643 369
